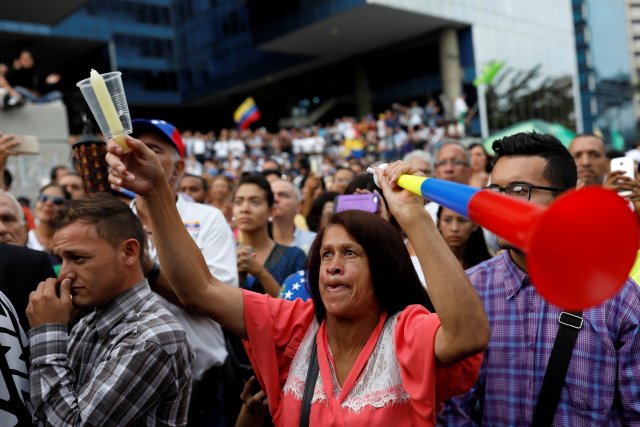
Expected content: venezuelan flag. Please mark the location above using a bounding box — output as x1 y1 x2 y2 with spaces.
234 97 261 130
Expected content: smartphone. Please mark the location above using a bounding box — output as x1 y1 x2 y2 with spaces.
11 135 40 155
334 193 380 214
611 156 635 179
610 156 635 197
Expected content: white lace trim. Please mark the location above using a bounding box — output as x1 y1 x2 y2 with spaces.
283 314 410 413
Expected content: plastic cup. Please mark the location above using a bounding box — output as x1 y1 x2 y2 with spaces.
76 71 132 140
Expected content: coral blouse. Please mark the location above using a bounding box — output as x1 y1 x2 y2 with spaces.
242 290 481 426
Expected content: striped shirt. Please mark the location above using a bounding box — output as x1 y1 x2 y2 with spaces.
29 281 194 426
438 252 640 426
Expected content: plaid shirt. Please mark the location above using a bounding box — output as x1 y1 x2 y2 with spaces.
29 281 194 426
438 252 640 426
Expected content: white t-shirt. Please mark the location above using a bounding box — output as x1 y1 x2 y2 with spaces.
26 230 45 252
228 139 246 158
213 140 229 159
133 196 239 381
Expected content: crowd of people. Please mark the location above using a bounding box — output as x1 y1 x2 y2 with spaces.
1 96 640 426
0 49 63 110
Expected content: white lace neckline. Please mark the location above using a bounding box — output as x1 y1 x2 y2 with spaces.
283 314 410 413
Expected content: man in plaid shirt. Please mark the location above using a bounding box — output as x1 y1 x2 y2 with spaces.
438 132 640 425
26 194 194 426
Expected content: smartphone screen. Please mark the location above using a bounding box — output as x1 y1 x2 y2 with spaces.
12 135 40 155
334 193 380 213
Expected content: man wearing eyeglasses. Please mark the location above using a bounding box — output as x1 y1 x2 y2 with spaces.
439 132 640 425
433 141 472 184
426 141 472 223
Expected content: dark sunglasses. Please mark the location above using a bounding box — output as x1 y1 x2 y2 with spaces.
37 194 65 205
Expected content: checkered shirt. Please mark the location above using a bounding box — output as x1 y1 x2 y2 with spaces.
438 252 640 426
29 281 194 426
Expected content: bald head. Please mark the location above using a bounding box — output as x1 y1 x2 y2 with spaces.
569 135 608 185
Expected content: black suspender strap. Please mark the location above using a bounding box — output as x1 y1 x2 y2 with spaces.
531 311 583 426
299 336 319 427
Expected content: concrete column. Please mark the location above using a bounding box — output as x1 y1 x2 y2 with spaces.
353 61 372 119
439 28 463 103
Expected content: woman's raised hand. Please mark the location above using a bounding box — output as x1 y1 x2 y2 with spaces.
106 135 167 197
375 161 428 226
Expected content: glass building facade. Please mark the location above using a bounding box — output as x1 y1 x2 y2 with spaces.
574 0 635 144
0 0 593 136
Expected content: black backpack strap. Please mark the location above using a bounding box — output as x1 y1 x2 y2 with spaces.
299 336 319 427
532 311 583 426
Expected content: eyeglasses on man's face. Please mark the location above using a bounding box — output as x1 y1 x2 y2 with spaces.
484 183 565 201
435 158 469 168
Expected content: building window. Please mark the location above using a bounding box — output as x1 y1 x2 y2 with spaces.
588 73 596 91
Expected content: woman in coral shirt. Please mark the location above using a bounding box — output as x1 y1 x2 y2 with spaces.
106 142 490 426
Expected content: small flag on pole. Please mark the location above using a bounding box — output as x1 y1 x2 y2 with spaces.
473 60 505 87
234 97 261 130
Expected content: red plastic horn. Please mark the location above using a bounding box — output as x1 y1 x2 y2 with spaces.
397 175 639 311
471 187 638 310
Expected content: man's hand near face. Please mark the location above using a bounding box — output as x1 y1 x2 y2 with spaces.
27 278 73 328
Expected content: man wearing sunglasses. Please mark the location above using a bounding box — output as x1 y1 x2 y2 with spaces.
439 132 640 425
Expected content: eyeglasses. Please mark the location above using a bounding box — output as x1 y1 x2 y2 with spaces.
485 183 566 201
37 194 66 205
435 158 469 168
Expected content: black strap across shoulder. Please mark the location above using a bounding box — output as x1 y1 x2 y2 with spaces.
531 311 583 426
299 336 319 427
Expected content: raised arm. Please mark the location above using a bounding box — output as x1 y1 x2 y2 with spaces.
0 132 19 189
106 136 247 338
376 161 489 365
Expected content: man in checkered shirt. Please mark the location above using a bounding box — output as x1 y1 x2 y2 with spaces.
26 194 194 426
